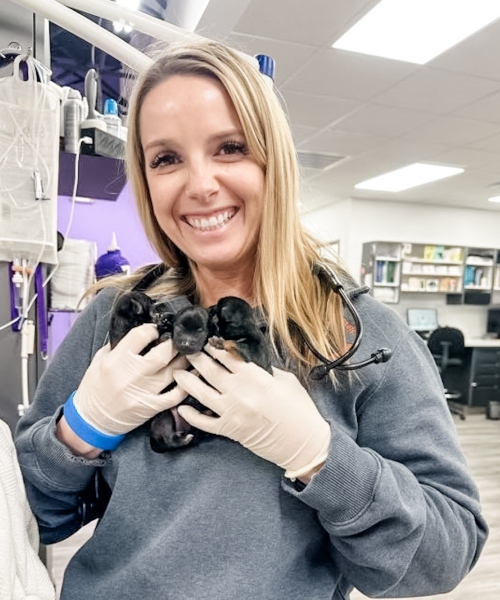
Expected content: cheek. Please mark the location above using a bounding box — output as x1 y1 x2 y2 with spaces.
147 177 176 219
236 167 265 210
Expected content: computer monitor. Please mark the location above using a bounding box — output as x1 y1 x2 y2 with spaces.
486 307 500 338
407 308 438 333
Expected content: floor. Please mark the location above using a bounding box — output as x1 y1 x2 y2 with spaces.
351 411 500 600
47 412 500 599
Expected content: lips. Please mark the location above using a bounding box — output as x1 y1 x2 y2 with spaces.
185 208 236 231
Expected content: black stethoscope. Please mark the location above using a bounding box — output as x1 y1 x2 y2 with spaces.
133 262 392 380
304 264 392 380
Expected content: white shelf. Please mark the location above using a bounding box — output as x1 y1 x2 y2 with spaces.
466 257 494 266
402 257 463 265
402 271 462 277
373 282 399 287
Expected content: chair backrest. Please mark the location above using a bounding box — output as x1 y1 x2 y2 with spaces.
427 326 465 372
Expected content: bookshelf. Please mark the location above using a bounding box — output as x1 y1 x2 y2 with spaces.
361 241 499 305
400 243 463 296
361 242 402 303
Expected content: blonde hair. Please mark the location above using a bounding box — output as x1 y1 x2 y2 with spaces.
97 38 349 379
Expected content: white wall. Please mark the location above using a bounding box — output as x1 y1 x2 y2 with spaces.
301 198 500 338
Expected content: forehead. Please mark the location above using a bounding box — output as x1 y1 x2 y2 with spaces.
138 75 245 147
141 75 236 119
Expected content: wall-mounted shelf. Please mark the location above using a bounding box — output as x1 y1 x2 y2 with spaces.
361 241 499 305
399 243 463 295
361 242 401 303
58 151 126 201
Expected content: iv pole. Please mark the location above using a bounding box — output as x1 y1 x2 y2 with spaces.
4 0 260 415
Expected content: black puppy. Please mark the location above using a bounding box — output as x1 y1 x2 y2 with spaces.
151 297 273 451
109 292 213 451
149 303 215 452
108 292 272 452
210 296 272 374
109 291 173 352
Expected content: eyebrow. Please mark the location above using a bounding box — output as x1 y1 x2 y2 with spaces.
142 128 245 153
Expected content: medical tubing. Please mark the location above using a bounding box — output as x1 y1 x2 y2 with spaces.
63 392 126 451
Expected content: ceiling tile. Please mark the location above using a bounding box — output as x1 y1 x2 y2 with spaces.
334 103 438 137
430 19 500 82
298 128 387 157
402 116 500 146
283 48 416 101
374 68 500 114
233 0 377 47
454 90 500 124
434 147 500 170
281 90 359 129
226 33 318 86
469 132 500 153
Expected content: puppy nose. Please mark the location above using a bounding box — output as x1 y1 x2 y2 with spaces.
179 340 195 353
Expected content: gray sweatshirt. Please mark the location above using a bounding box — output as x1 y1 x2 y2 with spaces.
15 285 488 600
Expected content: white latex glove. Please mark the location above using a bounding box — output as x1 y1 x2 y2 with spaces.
174 345 331 479
74 324 188 436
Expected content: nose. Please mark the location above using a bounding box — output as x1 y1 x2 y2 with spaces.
186 158 220 202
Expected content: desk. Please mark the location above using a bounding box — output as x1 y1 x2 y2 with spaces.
457 339 500 408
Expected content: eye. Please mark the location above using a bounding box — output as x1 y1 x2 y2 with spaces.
149 152 180 169
219 140 249 156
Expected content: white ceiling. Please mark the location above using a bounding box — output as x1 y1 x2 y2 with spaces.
194 0 500 214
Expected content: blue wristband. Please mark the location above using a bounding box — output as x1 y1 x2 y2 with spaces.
63 392 126 451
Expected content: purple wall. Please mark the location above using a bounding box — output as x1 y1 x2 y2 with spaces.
49 182 159 355
58 183 158 269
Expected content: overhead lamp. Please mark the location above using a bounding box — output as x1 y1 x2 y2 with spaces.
354 163 464 192
113 0 141 34
487 196 500 203
332 0 500 64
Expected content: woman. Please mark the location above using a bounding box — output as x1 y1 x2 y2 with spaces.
15 39 487 599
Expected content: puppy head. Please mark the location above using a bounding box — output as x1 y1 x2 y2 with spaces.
172 306 211 354
114 291 155 325
216 296 255 338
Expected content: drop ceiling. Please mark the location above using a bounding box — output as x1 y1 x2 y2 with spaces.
5 0 500 215
197 0 500 214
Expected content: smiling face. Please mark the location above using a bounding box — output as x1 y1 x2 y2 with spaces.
140 75 266 287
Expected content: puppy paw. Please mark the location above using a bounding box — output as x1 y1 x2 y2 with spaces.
208 336 225 350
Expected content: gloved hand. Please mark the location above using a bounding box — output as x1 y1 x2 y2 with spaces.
73 324 188 436
173 345 331 479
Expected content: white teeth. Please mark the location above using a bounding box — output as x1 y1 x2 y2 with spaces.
187 210 235 231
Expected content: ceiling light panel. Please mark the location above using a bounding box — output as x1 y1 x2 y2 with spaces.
332 0 500 64
354 163 464 192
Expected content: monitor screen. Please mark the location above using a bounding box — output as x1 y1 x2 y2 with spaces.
486 307 500 337
407 308 438 332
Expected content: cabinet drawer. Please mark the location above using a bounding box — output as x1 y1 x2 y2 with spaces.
470 386 499 407
473 363 500 375
473 373 500 386
473 349 500 364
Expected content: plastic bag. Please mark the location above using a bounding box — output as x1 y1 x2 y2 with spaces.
0 55 60 264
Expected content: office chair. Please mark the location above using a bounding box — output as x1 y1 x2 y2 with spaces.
427 327 467 420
